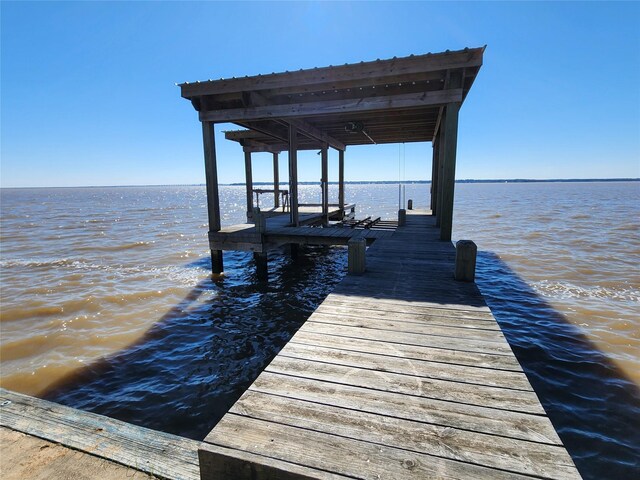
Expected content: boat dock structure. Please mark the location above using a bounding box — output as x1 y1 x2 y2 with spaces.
1 48 582 479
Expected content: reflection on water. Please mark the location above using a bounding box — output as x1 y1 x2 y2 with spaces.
1 182 639 477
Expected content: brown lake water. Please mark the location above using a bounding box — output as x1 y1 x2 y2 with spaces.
1 182 639 478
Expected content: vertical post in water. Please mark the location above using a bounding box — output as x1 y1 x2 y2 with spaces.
273 152 280 209
321 145 328 225
244 150 253 221
440 102 460 241
201 121 223 274
431 135 440 215
338 149 345 219
288 124 299 226
436 109 447 227
455 240 477 282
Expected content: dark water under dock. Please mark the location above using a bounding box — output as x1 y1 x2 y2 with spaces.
1 182 639 478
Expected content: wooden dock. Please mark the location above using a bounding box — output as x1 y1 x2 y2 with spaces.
0 388 200 480
209 204 395 253
198 210 581 479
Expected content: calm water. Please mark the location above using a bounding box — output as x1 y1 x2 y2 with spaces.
1 182 639 477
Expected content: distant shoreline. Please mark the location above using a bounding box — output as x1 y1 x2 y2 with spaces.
1 178 638 189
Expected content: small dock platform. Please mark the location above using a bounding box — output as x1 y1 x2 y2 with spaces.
199 211 581 479
210 204 395 253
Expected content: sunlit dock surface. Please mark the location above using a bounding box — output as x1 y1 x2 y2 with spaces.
199 211 581 479
0 388 200 480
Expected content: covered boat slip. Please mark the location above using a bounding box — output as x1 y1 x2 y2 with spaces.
198 211 581 479
181 47 581 479
180 47 486 275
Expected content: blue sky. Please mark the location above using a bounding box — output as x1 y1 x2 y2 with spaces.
1 1 639 187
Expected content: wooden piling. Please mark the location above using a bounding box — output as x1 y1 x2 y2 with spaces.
253 252 268 280
273 152 280 208
440 102 460 241
288 125 299 226
398 209 407 226
455 239 477 282
321 146 329 225
338 149 345 219
347 237 366 274
244 151 253 220
201 121 223 274
408 199 413 210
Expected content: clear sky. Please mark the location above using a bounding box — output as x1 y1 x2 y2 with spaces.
1 1 639 187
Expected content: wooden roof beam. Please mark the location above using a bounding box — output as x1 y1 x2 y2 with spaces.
199 89 463 123
284 119 345 151
180 47 484 98
242 92 346 151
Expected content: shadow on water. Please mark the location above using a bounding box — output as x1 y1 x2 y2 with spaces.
40 244 639 478
42 245 347 440
476 251 640 480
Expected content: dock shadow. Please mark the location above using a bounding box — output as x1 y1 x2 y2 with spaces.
475 251 640 480
41 246 348 440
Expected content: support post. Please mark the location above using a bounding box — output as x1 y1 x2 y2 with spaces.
253 252 268 280
436 111 446 227
398 209 407 226
455 240 477 282
288 125 299 226
440 103 460 241
201 121 223 274
338 149 345 219
407 199 413 210
321 146 328 225
348 237 366 275
273 152 280 208
244 151 253 221
430 135 440 215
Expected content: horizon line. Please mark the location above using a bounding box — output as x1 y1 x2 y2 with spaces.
1 178 638 190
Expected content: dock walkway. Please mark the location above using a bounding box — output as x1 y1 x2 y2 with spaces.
199 210 581 479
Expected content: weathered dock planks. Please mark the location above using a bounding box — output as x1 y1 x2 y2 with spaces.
0 388 200 480
199 210 582 479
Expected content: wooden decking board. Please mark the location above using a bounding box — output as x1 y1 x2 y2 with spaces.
276 343 533 391
307 312 507 342
264 356 546 415
317 298 498 321
301 321 516 356
288 330 526 372
0 388 199 480
249 373 563 445
205 415 543 480
199 211 581 479
314 304 502 329
230 391 579 479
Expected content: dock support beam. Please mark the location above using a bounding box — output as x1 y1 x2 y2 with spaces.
202 121 223 274
321 146 329 225
440 102 460 241
338 149 345 219
435 112 446 228
430 134 440 215
273 152 280 208
244 151 253 220
289 125 299 226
